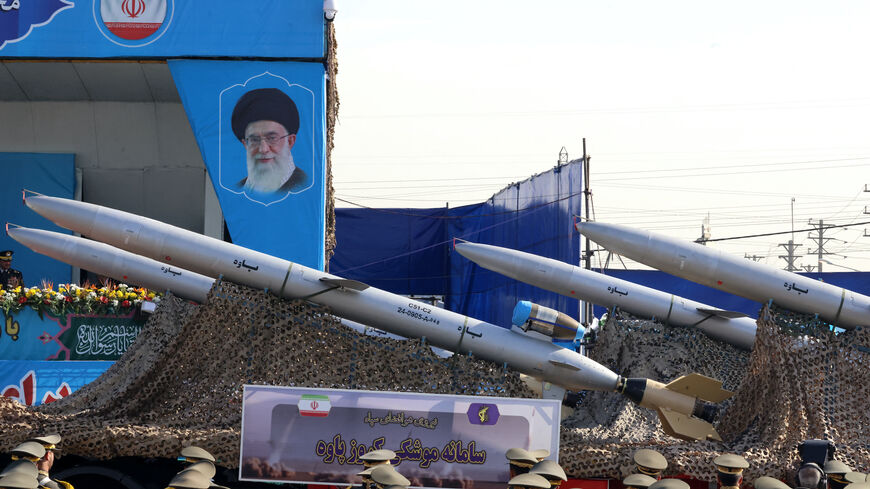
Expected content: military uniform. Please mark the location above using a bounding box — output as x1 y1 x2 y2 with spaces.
825 460 853 489
25 434 72 489
0 251 23 288
506 448 538 478
623 474 657 489
529 460 567 489
634 449 668 480
714 454 749 489
508 473 551 489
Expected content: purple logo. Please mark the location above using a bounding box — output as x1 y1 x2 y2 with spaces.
467 403 499 425
0 0 74 50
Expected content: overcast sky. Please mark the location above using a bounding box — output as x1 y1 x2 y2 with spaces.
330 1 870 271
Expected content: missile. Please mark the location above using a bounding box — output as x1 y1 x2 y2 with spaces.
18 193 732 441
574 221 870 329
454 241 756 350
6 225 214 303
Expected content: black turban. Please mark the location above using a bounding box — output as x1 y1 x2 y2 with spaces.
231 88 300 140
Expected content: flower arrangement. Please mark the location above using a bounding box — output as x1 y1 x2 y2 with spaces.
0 282 161 317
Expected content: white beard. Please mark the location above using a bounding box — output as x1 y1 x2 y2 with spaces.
245 152 296 193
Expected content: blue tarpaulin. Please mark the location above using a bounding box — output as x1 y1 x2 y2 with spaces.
333 161 584 329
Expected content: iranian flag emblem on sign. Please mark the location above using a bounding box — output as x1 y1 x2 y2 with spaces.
298 395 331 417
101 0 166 40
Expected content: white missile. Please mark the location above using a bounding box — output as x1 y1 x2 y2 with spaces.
454 241 756 350
574 221 870 329
19 193 733 441
6 225 214 303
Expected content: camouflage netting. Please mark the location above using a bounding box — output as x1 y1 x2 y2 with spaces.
1 283 869 484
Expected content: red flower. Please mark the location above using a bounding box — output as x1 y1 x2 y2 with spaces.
43 299 51 304
65 296 72 302
99 296 109 304
121 300 131 307
18 297 27 304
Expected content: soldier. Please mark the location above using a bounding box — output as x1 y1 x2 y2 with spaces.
179 446 216 464
713 454 749 489
0 469 39 489
506 448 538 478
634 449 668 480
354 466 376 489
508 473 551 489
360 449 397 469
0 250 24 288
755 476 793 489
25 434 71 489
166 469 211 489
369 465 410 489
529 460 567 489
623 474 658 489
530 450 550 462
825 461 852 489
648 479 690 489
9 444 45 465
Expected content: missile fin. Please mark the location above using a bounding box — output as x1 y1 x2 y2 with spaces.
656 407 722 442
665 373 733 402
547 359 581 371
695 307 749 319
318 278 370 291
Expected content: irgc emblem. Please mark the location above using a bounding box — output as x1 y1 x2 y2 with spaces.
94 0 173 46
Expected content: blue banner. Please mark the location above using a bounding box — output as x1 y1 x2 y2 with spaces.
170 60 326 270
1 308 143 361
0 153 75 287
0 0 324 58
0 360 112 406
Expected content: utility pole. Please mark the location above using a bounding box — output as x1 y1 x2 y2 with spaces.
744 253 765 262
582 138 593 329
694 214 711 245
779 197 801 271
807 219 836 273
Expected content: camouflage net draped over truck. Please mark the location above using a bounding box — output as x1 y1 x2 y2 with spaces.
1 281 869 483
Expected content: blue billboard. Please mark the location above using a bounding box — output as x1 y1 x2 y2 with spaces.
170 60 326 269
0 0 324 57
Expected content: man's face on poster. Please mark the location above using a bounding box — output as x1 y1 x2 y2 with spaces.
243 120 297 193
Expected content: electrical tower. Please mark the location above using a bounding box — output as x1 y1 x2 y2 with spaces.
778 241 802 271
694 214 711 245
806 219 836 273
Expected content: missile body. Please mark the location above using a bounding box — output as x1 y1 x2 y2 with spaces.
455 241 756 350
7 226 214 303
574 221 870 329
19 195 734 441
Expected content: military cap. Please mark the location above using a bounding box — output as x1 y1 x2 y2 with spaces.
0 471 38 489
231 88 300 140
26 434 61 449
714 454 749 470
634 449 668 471
209 485 231 489
357 467 376 477
180 446 215 463
844 484 870 489
360 449 396 466
370 465 410 487
10 443 45 461
530 449 550 461
623 474 657 489
167 469 211 489
186 461 216 479
508 473 551 489
754 476 791 489
383 486 408 489
826 461 853 475
845 474 868 484
648 479 690 489
0 461 37 479
0 251 12 261
506 448 538 467
530 460 567 482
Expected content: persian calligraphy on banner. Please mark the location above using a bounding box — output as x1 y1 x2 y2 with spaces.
240 386 560 489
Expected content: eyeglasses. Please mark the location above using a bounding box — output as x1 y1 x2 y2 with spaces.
244 133 290 146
